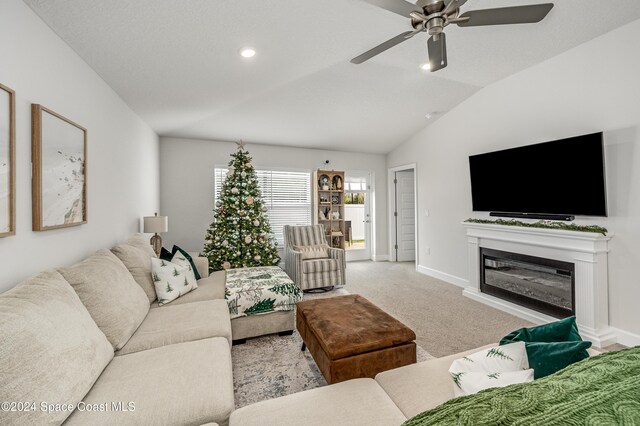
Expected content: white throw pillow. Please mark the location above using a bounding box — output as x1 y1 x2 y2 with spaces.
151 254 198 306
294 244 330 260
449 342 533 397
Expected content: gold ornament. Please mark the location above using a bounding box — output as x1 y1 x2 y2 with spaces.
245 236 252 244
246 196 254 205
222 261 231 270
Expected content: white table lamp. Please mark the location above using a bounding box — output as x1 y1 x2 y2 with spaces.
143 213 168 256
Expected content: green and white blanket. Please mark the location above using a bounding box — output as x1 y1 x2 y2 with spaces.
404 346 640 426
225 266 302 319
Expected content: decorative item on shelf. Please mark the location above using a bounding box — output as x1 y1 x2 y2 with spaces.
320 195 329 204
319 209 326 220
331 211 340 220
0 83 15 238
319 174 330 190
332 236 341 247
332 175 343 191
143 212 168 256
324 207 331 219
31 104 87 231
331 195 339 204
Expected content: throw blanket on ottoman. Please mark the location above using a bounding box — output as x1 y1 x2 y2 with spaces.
225 266 302 319
405 346 640 426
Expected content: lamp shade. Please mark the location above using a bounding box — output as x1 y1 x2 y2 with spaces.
143 215 168 233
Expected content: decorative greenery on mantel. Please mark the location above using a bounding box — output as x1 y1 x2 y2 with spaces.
464 218 608 235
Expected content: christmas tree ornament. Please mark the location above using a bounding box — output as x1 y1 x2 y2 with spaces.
246 196 254 205
254 255 261 261
222 261 231 270
239 211 245 216
262 206 268 212
231 187 239 194
215 200 221 207
241 171 247 178
245 235 252 244
253 220 260 226
222 240 228 246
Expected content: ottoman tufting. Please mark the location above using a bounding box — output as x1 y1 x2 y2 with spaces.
297 294 417 384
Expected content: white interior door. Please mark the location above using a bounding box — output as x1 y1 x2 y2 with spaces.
395 170 415 262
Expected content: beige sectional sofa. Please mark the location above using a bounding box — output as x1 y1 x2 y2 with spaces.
231 344 601 425
0 234 234 426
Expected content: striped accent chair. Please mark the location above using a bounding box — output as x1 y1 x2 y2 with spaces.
283 225 346 291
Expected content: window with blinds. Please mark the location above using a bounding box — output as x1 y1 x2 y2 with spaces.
214 168 311 246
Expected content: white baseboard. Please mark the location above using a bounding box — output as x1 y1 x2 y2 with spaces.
611 327 640 347
372 255 389 261
416 265 469 288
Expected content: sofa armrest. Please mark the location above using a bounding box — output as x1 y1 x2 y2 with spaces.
190 253 210 278
284 248 304 286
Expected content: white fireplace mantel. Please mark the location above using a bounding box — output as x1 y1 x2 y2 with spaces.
462 222 615 348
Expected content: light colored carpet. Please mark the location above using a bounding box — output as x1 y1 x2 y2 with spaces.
345 261 535 357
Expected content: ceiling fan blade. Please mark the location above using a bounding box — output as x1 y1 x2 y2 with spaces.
427 33 447 72
442 0 468 16
361 0 421 18
351 31 415 64
456 3 554 27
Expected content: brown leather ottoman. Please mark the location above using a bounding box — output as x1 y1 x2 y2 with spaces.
297 294 417 384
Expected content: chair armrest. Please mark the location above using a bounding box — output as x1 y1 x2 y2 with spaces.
189 253 210 278
328 247 346 269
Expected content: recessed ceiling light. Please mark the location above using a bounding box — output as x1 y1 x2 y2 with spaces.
239 47 256 58
425 112 438 119
419 62 431 71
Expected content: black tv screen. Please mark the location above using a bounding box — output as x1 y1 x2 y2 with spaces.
469 132 607 217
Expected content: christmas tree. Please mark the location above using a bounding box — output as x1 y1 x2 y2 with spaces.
201 142 280 271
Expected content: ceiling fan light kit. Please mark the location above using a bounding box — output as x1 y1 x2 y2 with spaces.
352 0 554 71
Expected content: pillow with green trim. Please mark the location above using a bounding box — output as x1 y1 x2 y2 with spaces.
172 245 202 280
150 254 197 306
500 316 592 378
159 247 173 261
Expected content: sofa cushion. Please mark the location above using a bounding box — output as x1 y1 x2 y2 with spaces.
125 233 157 258
151 256 198 306
0 270 113 426
111 243 156 303
59 249 150 350
229 378 406 426
117 300 232 355
302 258 339 273
375 344 496 418
150 270 226 308
64 338 234 426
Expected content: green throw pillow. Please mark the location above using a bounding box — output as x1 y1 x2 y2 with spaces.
159 247 173 261
172 245 202 280
500 316 592 379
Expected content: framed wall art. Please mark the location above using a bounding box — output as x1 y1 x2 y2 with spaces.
32 104 87 231
0 83 15 237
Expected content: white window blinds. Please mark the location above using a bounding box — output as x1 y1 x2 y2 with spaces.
214 168 311 246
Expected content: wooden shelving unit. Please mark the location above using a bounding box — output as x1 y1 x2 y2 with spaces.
313 169 345 249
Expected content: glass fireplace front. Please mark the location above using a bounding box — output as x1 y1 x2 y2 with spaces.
480 248 575 319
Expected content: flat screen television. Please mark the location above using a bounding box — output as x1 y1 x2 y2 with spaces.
469 132 607 219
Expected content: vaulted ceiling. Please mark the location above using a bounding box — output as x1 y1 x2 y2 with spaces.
25 0 640 153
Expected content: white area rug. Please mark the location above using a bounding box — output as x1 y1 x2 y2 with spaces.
232 287 435 408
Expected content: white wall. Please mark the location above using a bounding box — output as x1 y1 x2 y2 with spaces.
387 19 640 338
0 0 159 292
159 137 388 258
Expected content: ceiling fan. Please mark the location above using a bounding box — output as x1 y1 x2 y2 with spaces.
351 0 554 71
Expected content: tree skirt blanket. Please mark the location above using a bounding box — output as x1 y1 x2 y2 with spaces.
404 346 640 426
225 266 303 319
